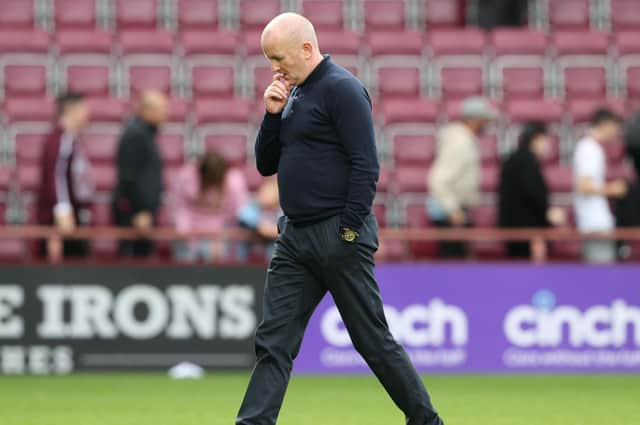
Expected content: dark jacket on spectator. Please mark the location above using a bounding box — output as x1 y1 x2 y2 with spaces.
498 146 550 258
37 126 93 225
112 116 163 223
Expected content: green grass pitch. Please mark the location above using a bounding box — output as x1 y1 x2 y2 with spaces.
1 373 638 425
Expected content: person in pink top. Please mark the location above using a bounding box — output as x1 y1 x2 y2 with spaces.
169 151 249 262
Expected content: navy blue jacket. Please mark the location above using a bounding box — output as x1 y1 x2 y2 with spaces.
255 56 379 231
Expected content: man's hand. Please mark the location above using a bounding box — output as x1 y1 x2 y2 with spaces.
449 210 466 227
264 73 291 114
606 179 627 199
54 212 76 234
133 211 153 232
546 207 567 227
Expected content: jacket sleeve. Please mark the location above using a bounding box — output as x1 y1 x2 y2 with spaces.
255 113 282 176
428 131 468 214
116 127 157 213
329 78 379 232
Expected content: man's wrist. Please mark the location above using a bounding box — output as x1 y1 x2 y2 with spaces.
263 112 282 129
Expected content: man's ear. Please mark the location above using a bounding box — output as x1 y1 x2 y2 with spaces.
302 41 313 59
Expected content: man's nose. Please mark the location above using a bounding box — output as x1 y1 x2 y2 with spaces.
270 62 280 72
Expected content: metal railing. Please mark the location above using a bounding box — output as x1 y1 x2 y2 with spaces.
2 225 640 264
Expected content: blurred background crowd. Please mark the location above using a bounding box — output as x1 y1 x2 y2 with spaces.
1 0 640 264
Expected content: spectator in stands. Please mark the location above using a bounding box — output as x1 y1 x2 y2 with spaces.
573 108 626 264
498 122 567 260
37 92 94 258
112 90 168 258
479 0 528 28
427 97 497 258
615 111 640 258
169 151 249 263
238 176 281 260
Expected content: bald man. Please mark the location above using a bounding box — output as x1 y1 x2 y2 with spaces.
236 13 444 425
112 90 168 257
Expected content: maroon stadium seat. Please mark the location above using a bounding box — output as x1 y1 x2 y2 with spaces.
177 0 219 31
469 204 505 259
303 0 345 31
604 138 627 166
4 97 56 122
202 134 248 166
372 201 388 228
118 31 175 98
617 32 640 101
543 165 573 193
0 30 50 53
394 166 428 194
242 164 264 192
392 134 437 167
157 131 186 166
239 0 281 31
0 239 30 262
364 0 407 33
89 202 118 258
480 165 500 193
424 0 465 28
180 31 238 56
317 30 361 55
66 65 111 97
54 0 97 30
3 64 48 99
505 99 564 123
553 31 610 100
428 29 488 99
0 30 50 102
491 29 548 100
402 200 437 259
82 127 121 164
115 0 159 30
316 30 363 77
378 98 439 125
0 166 12 193
0 0 36 29
251 65 274 100
13 129 48 168
191 65 235 98
566 98 626 124
367 31 424 99
56 31 114 96
85 97 127 123
549 0 591 30
16 164 41 193
478 135 499 166
90 164 117 192
367 31 424 56
611 0 640 31
376 66 422 99
194 98 251 124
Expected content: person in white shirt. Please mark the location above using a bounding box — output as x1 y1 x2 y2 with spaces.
573 108 626 263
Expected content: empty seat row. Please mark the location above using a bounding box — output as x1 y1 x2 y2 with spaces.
3 0 639 34
3 29 640 102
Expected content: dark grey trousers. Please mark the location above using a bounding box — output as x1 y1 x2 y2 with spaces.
236 214 443 425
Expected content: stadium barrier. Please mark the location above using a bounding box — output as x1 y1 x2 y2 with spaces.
2 225 640 263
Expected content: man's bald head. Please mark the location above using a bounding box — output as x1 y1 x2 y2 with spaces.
262 13 318 51
261 13 323 85
137 90 168 126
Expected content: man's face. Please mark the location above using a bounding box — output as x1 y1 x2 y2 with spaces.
262 35 308 85
531 133 551 160
69 101 90 132
144 98 169 126
599 120 622 143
